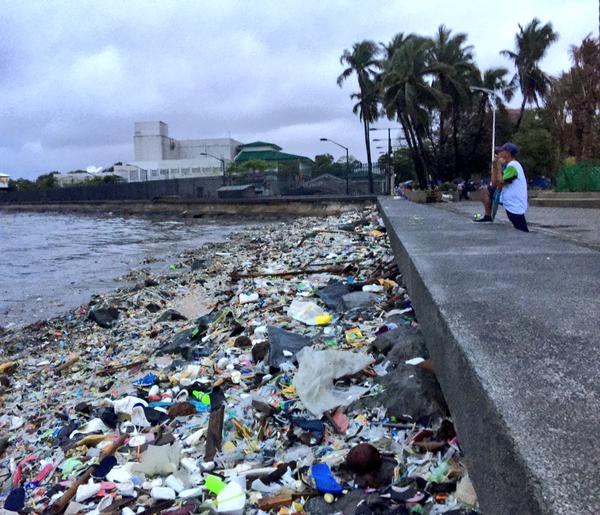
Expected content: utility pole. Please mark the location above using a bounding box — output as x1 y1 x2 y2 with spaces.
320 138 350 195
470 86 498 176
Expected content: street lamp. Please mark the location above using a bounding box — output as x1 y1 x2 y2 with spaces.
320 138 349 195
370 127 403 194
200 152 226 178
470 86 498 176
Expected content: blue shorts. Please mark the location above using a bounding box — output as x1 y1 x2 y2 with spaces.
487 185 496 197
506 210 529 232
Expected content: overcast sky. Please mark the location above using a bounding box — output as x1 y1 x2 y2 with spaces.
1 0 596 178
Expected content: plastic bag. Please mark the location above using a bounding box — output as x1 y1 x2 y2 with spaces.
287 299 332 326
293 347 373 417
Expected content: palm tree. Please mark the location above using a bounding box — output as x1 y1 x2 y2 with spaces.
380 35 450 188
429 25 477 176
338 40 380 193
501 18 558 129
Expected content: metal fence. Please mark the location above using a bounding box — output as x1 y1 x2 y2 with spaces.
226 163 389 196
0 163 389 204
0 176 224 203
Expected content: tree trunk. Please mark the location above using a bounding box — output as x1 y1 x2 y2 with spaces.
363 116 374 193
452 106 460 177
400 115 427 189
414 127 431 187
516 96 527 129
438 111 446 179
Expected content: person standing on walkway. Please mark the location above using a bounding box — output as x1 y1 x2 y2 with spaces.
474 142 529 232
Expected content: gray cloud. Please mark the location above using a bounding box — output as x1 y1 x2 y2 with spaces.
0 0 596 178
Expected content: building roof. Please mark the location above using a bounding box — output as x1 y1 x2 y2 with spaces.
235 149 312 163
238 141 282 150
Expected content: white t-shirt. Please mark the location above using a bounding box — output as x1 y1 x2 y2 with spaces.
500 160 527 215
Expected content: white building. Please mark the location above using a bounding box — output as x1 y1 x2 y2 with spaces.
54 171 95 187
114 121 242 183
0 173 9 189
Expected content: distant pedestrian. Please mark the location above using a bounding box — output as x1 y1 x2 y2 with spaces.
474 142 528 232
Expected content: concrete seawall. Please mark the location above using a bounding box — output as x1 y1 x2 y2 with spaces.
0 195 376 217
378 197 600 514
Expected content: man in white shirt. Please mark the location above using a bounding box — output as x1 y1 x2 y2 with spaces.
474 142 529 232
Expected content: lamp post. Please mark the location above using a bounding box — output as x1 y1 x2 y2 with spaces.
370 127 403 194
320 138 349 195
200 152 226 182
470 86 498 176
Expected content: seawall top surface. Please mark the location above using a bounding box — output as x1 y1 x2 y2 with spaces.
379 197 600 514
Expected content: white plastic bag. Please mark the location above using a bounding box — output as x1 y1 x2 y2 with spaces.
287 299 331 325
293 347 373 417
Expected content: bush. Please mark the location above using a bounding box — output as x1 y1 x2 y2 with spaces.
438 182 457 192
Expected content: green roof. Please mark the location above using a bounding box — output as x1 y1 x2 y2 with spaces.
235 150 313 163
238 141 282 150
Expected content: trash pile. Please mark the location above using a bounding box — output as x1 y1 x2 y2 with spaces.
0 206 479 514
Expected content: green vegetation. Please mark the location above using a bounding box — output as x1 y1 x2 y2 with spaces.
227 159 273 175
9 169 123 191
340 19 600 190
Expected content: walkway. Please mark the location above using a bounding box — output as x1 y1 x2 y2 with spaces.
378 197 600 515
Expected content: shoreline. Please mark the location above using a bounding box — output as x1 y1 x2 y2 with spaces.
0 195 375 218
0 206 478 514
0 213 269 330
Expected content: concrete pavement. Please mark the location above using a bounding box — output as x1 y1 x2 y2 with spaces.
379 197 600 514
437 200 600 250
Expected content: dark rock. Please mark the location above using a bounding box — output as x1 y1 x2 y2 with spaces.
234 335 252 348
338 219 369 232
350 362 447 419
352 457 396 490
0 376 10 388
342 291 378 311
304 488 369 515
351 331 445 418
251 342 269 363
346 443 382 474
74 402 92 414
386 329 429 365
88 305 119 328
156 309 188 323
251 399 275 416
190 259 205 271
99 407 118 429
267 326 311 368
370 325 427 357
156 327 211 360
144 278 159 287
146 303 162 313
317 282 351 310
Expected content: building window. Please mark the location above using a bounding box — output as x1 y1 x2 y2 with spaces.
160 169 169 178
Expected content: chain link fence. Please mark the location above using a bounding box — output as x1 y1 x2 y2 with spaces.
556 161 600 192
226 162 389 196
0 162 390 203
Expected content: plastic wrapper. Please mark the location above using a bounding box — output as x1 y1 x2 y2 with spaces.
287 299 332 325
293 347 373 417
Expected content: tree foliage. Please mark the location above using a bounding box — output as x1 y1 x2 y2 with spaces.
337 18 591 188
338 40 380 192
500 18 558 129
